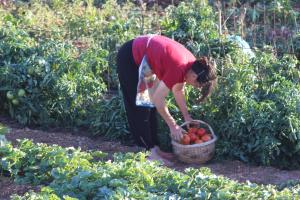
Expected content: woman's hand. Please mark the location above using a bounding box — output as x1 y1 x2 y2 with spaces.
184 115 198 129
170 124 184 142
172 83 194 128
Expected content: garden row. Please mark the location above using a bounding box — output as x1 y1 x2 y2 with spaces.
0 138 299 199
0 0 300 169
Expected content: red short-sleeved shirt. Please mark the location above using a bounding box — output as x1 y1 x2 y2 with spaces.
132 35 196 90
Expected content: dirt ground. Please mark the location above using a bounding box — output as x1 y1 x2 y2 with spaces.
0 116 300 199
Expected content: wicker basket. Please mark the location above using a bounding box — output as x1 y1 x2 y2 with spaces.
171 120 217 164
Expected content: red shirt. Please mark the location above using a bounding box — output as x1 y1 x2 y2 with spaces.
132 35 196 89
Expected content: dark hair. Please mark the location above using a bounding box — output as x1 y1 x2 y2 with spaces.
191 56 217 102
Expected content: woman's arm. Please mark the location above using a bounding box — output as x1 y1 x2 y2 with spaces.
151 81 183 141
172 83 192 122
152 81 175 128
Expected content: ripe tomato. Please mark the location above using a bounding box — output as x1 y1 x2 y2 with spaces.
194 139 203 144
196 128 206 137
181 134 191 145
201 134 212 142
188 127 197 135
188 132 197 143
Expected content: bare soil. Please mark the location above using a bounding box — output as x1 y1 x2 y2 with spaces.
0 116 300 199
0 177 40 200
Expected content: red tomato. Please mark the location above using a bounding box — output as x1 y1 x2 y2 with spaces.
194 139 204 144
188 127 198 135
188 133 197 143
197 128 206 137
181 135 191 145
201 134 212 142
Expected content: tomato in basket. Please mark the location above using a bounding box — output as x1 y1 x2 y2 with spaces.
188 132 198 143
201 134 212 142
196 128 206 137
179 122 214 145
194 139 203 144
188 127 198 135
181 134 191 145
173 120 217 164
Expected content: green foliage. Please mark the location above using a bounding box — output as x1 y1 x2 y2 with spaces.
1 0 300 169
160 1 242 60
88 95 130 140
0 0 161 140
160 0 219 57
161 1 218 43
158 2 300 167
183 49 300 169
0 25 108 126
0 123 10 135
0 140 299 199
216 0 300 56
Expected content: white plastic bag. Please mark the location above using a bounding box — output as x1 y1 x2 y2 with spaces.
136 55 157 107
135 34 157 108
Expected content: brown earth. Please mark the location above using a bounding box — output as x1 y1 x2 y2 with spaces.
0 177 40 200
0 116 300 199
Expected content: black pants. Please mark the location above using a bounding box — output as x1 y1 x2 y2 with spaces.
116 40 158 149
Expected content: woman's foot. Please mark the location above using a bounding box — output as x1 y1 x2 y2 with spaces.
147 148 174 167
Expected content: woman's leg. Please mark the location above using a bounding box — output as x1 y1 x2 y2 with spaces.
149 109 175 160
116 40 158 149
149 108 159 145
